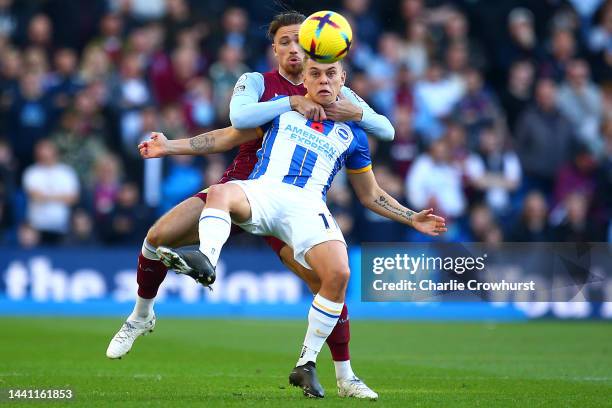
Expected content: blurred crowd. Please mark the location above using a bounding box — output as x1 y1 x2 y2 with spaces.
0 0 611 248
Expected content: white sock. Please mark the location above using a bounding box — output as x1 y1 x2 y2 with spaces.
198 208 231 266
334 360 356 381
129 296 154 322
296 294 343 366
141 239 159 260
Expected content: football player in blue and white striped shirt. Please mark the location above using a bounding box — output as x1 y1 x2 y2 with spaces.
156 56 447 398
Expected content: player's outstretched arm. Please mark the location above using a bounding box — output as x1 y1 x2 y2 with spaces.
323 87 395 141
138 127 260 158
348 170 447 237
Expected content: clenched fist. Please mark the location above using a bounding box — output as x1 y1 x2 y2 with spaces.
138 132 169 158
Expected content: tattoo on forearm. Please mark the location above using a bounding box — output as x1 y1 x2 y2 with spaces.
374 195 415 224
189 133 216 153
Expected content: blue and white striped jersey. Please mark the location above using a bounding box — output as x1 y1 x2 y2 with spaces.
248 100 372 198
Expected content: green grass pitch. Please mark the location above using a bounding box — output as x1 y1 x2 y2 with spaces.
1 317 611 407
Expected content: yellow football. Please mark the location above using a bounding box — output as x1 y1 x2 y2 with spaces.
298 11 353 63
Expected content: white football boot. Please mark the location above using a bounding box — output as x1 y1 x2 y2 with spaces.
337 376 379 400
106 315 156 359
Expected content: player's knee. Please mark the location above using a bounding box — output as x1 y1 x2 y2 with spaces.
146 221 171 248
206 184 230 205
146 225 163 248
321 265 350 293
334 266 351 285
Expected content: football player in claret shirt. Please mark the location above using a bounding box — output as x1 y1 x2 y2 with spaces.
107 11 393 400
152 55 446 398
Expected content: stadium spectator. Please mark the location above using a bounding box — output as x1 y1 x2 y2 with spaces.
92 153 121 220
556 59 602 151
453 68 499 146
99 181 151 244
66 207 97 246
399 19 431 77
389 107 418 178
406 137 466 219
7 71 54 173
539 28 578 82
26 14 52 49
51 108 108 188
498 60 535 133
398 0 425 26
413 61 464 121
468 203 497 242
363 33 403 117
0 0 18 39
394 64 415 112
182 77 214 131
88 13 124 63
159 103 187 140
445 121 483 190
22 47 49 76
439 10 487 71
498 8 541 73
508 191 553 242
444 41 469 80
553 144 597 209
588 3 612 53
150 45 202 106
111 52 152 114
17 222 40 248
163 0 198 51
206 7 254 65
0 48 22 132
133 106 162 207
209 44 249 122
515 78 575 195
553 192 603 242
22 139 79 244
80 45 113 83
471 125 521 216
47 48 83 111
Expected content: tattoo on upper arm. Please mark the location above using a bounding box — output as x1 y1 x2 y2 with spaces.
189 133 215 153
373 195 415 224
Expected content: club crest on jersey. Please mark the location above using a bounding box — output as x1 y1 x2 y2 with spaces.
233 74 248 94
335 126 350 141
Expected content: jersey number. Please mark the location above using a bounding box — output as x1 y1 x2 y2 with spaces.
318 213 339 231
282 145 318 188
318 213 330 229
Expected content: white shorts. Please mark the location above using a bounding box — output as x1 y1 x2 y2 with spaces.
229 179 346 269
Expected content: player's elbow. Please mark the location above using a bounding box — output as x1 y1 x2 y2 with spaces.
229 110 250 129
377 122 395 141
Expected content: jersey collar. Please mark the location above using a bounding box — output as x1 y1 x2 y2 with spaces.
277 70 303 86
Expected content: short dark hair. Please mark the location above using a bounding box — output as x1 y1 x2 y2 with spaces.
267 11 306 40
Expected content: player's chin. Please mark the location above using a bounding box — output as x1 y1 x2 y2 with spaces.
283 59 303 73
314 91 334 105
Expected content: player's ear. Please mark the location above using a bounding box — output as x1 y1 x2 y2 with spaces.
271 42 278 57
340 68 346 86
